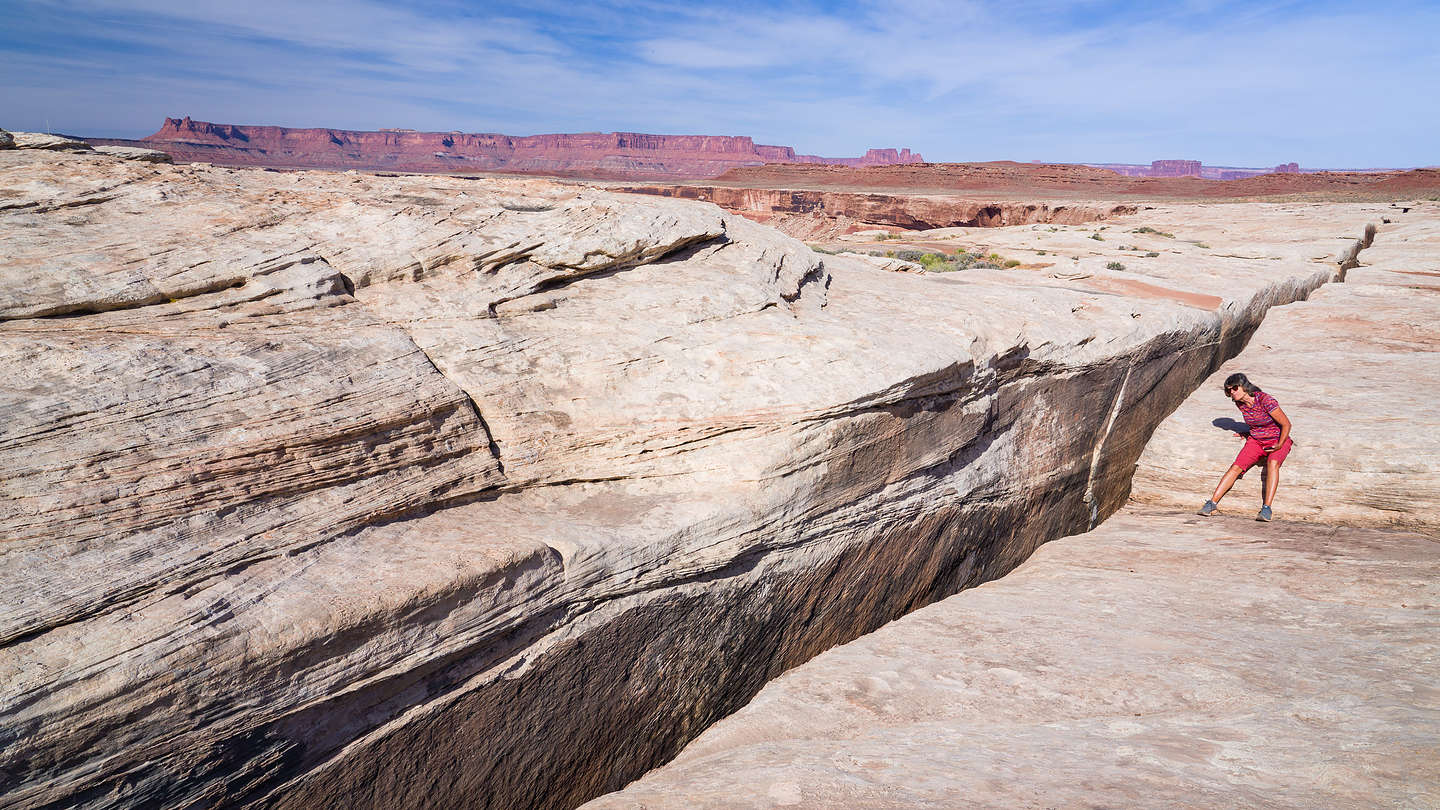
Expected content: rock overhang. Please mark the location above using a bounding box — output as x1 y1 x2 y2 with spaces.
0 147 1384 809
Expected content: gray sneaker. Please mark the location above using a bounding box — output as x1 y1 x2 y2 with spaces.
1198 500 1218 516
1257 505 1273 522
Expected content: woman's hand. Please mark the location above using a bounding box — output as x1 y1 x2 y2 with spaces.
1270 406 1291 450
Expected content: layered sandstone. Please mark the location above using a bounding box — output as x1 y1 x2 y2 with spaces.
584 511 1439 810
613 184 1136 235
1148 158 1203 177
3 131 170 163
1132 203 1440 531
0 149 1375 810
584 206 1440 810
94 116 922 180
639 163 1439 239
714 161 1440 199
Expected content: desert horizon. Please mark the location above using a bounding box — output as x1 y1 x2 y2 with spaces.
2 1 1437 808
68 114 1432 178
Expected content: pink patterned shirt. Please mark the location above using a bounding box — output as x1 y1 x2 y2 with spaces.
1237 391 1283 444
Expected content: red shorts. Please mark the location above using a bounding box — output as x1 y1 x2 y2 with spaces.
1234 436 1292 472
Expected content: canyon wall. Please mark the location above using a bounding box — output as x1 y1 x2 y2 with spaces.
1149 159 1203 177
714 161 1440 198
0 144 1357 809
106 116 922 180
583 206 1437 810
615 184 1137 235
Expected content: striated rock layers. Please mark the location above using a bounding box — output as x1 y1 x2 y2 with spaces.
102 116 922 180
584 510 1440 810
715 161 1440 199
0 149 1357 809
614 184 1136 236
1133 203 1440 531
1 130 171 162
1148 159 1204 177
583 205 1440 810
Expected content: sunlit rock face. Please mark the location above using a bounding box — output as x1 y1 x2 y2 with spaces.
1132 207 1440 533
582 207 1439 810
0 148 1366 809
105 116 923 179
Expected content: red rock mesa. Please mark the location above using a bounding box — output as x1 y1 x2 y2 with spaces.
1148 159 1203 177
129 117 922 180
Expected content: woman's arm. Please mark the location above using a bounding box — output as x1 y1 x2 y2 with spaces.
1270 406 1291 448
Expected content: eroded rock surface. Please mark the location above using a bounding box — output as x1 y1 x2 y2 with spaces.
0 149 1384 809
582 205 1440 809
9 132 93 151
584 512 1439 810
91 144 173 163
90 116 920 179
615 184 1136 236
1133 202 1440 531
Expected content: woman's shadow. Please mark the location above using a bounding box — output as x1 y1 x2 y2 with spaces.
1212 417 1248 434
1212 417 1269 486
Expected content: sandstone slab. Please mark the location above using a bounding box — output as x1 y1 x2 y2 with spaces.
10 132 93 151
91 144 173 163
582 205 1440 810
1132 202 1440 531
0 149 1388 809
584 510 1439 810
835 251 924 273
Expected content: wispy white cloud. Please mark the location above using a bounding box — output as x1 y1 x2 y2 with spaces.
1 0 1436 165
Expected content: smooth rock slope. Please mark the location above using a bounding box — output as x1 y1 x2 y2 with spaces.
0 149 1375 809
583 206 1440 809
1133 203 1440 531
584 512 1439 810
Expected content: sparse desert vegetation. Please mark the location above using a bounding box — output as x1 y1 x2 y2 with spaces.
864 247 1021 272
1131 226 1175 238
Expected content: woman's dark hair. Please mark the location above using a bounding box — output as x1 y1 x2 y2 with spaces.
1223 372 1260 395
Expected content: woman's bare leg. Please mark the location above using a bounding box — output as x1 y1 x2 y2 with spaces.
1210 465 1245 503
1263 458 1281 506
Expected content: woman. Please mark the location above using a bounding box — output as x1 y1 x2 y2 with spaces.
1197 372 1293 521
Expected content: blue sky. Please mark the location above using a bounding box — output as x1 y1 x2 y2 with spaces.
2 0 1436 167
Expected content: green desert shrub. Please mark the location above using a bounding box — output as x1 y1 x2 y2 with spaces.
916 252 950 269
1106 261 1126 271
1132 226 1175 238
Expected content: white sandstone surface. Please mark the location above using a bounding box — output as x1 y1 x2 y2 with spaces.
8 131 94 151
0 148 1393 809
835 251 925 272
584 511 1439 810
583 204 1440 810
1133 203 1440 531
91 144 174 163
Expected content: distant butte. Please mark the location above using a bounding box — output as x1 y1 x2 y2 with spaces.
93 116 923 181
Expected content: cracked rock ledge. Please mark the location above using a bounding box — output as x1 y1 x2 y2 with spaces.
584 204 1440 810
0 148 1389 809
